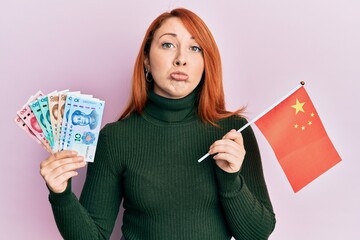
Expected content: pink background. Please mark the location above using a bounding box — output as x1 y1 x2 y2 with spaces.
1 0 359 239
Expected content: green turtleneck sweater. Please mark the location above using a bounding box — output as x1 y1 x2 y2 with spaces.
49 90 275 240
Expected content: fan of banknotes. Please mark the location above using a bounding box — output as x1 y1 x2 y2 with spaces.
15 90 105 162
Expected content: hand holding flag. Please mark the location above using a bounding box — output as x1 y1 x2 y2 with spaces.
198 82 341 192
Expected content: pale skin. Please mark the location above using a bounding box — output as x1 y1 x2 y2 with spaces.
40 17 245 193
40 151 86 193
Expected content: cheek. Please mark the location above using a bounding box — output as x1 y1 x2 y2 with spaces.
150 58 173 82
195 60 205 78
149 50 170 72
150 65 165 83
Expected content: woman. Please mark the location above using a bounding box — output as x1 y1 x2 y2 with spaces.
40 8 276 240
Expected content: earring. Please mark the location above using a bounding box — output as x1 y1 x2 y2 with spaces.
145 69 153 83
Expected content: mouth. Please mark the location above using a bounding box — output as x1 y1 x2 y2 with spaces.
170 71 189 81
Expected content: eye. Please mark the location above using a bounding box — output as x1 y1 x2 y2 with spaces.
161 42 174 49
190 46 202 52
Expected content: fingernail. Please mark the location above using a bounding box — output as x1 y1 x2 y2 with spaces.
72 150 78 155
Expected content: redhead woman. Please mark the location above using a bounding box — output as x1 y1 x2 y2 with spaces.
40 8 276 240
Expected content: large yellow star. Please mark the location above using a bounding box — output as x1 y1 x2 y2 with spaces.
291 98 305 114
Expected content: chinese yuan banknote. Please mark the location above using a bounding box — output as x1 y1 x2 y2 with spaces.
16 90 105 162
14 115 50 152
66 97 105 162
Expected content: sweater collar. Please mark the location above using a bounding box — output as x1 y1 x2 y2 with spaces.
143 90 198 123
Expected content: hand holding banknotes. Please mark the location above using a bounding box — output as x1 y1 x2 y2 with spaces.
16 90 105 192
40 150 86 193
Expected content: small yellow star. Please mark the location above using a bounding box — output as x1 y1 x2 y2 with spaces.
291 99 305 114
310 113 315 117
301 126 306 130
294 124 298 128
308 121 312 125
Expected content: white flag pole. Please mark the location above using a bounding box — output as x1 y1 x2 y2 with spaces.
197 81 305 163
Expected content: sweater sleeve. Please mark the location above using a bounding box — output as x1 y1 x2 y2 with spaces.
214 118 276 240
49 124 123 240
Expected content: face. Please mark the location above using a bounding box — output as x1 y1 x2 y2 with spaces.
144 17 204 99
74 115 88 125
72 111 89 126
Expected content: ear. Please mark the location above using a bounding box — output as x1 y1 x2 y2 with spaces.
144 57 150 72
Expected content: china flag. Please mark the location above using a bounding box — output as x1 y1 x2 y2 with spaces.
255 86 341 192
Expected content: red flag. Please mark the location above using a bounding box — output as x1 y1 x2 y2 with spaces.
255 86 341 192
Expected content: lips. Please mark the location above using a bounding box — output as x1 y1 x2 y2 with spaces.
170 71 189 81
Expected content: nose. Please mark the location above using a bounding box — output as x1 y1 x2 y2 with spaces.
174 48 187 66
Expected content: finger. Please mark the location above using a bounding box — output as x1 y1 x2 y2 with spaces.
48 171 79 193
232 132 244 146
53 171 79 186
222 129 237 139
219 130 245 153
213 157 241 173
210 147 244 164
42 160 85 185
222 129 244 146
213 152 240 165
41 150 79 169
49 158 86 179
209 139 243 156
40 155 85 178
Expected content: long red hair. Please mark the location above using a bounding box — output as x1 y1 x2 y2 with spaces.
119 8 243 125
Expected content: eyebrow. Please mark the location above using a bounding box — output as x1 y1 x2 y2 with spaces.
159 32 195 40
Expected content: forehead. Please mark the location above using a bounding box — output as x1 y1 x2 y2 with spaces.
154 17 192 38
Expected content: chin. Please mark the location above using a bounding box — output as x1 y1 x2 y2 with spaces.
154 84 196 99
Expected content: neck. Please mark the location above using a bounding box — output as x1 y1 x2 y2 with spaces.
143 90 198 124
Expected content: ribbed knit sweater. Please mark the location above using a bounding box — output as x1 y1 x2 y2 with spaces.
49 90 276 240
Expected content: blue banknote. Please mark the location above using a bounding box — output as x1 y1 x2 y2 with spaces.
66 96 105 162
